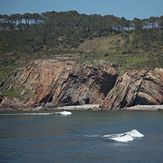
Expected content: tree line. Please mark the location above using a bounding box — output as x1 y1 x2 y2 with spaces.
0 11 162 32
0 11 163 54
0 13 43 31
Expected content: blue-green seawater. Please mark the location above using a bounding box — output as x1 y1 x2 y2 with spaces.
0 111 163 163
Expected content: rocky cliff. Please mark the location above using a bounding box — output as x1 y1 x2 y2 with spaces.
0 59 118 109
102 68 163 110
0 59 163 111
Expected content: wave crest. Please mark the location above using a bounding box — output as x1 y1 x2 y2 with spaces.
55 111 72 116
103 129 144 142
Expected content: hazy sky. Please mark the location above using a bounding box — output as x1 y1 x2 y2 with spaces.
0 0 163 19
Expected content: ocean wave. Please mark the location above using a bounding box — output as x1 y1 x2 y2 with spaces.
109 134 134 142
103 129 144 142
55 111 72 116
126 129 144 138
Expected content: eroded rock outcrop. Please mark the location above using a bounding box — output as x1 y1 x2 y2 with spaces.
0 59 118 109
102 68 163 110
1 59 163 111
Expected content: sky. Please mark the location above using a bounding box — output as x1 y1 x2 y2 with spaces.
0 0 163 20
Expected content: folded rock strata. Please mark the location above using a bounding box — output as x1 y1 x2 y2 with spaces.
1 59 163 111
0 59 118 108
102 68 163 110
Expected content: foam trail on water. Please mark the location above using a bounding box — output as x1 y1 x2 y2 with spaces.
103 133 124 138
0 111 72 116
0 112 54 116
103 129 144 143
85 134 100 138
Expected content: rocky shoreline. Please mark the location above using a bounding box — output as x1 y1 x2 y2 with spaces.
0 59 163 111
1 104 163 112
125 105 163 111
56 104 163 112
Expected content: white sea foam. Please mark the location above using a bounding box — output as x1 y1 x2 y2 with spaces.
0 112 54 116
103 129 144 142
0 111 72 116
85 134 99 138
103 133 124 138
55 111 72 116
24 112 54 115
126 129 144 138
109 134 134 142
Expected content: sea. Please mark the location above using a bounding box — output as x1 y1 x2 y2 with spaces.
0 110 163 163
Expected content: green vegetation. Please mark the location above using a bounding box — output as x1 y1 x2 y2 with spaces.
0 11 163 55
2 84 29 100
0 11 163 82
3 87 21 99
0 64 18 82
77 30 163 70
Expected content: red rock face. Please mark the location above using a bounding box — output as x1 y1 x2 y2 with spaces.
1 60 118 108
102 68 163 110
1 59 162 110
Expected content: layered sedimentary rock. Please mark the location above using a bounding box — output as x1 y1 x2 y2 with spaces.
102 68 163 110
1 59 163 111
0 59 118 108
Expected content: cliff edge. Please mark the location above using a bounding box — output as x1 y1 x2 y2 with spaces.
0 59 163 111
0 59 118 109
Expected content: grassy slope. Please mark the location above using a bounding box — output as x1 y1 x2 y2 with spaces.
0 31 163 99
0 31 163 84
77 32 163 71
